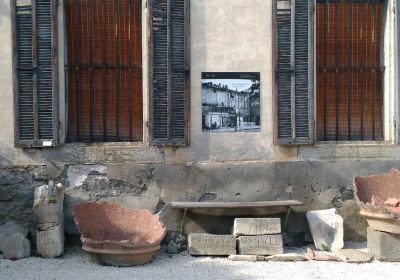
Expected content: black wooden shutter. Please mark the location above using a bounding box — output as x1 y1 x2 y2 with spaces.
13 0 58 147
274 0 314 145
150 0 190 146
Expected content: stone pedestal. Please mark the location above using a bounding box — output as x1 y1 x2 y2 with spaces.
33 181 65 258
188 233 236 256
237 235 284 255
36 224 64 258
367 227 400 261
233 218 281 236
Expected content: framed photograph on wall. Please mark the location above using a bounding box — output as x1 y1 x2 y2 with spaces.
202 72 260 132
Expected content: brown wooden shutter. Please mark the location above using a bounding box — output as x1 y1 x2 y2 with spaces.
13 0 58 147
274 0 314 145
150 0 190 146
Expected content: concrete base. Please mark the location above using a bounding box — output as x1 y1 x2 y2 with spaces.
367 227 400 261
237 235 284 255
188 233 236 256
233 218 281 236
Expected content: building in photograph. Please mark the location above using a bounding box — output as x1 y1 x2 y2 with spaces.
201 79 260 131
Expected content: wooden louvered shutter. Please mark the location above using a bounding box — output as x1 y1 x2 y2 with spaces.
150 0 190 146
13 0 58 147
274 0 314 145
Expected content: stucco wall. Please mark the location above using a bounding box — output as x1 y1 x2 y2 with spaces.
0 0 399 166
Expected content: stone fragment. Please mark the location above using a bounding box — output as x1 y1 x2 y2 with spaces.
233 218 281 236
306 248 339 261
384 198 400 207
2 233 31 260
36 224 64 258
166 240 179 254
228 255 264 262
188 233 236 256
237 235 284 255
306 208 344 250
265 253 308 262
332 249 371 263
367 227 400 261
33 182 65 258
67 165 107 188
0 221 28 252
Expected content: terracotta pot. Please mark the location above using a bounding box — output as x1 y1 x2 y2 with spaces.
72 201 166 266
354 168 400 234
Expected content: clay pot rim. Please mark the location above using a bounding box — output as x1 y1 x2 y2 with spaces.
82 244 160 254
359 208 400 221
80 234 166 248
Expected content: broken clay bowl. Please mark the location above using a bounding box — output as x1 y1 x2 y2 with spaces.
72 201 166 266
354 168 400 234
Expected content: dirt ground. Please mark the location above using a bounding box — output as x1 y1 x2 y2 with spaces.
1 246 399 280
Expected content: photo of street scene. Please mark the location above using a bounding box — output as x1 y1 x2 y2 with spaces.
202 72 260 132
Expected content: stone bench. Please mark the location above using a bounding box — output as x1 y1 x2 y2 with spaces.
171 200 303 233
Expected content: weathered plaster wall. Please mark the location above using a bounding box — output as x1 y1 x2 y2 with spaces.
1 0 398 165
2 160 397 242
166 0 293 163
0 0 297 166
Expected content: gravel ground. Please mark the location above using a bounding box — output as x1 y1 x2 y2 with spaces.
1 245 399 280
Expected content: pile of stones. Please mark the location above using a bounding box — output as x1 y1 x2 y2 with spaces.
188 218 284 259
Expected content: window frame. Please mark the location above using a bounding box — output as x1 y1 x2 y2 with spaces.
273 0 399 145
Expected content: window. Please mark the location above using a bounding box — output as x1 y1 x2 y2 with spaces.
274 0 392 145
316 0 383 141
13 0 190 147
65 0 143 142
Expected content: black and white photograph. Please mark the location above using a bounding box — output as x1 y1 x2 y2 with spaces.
202 72 261 132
